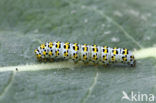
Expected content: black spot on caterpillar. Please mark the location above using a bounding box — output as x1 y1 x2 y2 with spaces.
34 41 136 67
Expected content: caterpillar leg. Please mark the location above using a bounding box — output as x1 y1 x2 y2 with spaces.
94 64 98 66
42 58 47 62
49 58 54 62
74 61 78 64
103 63 109 67
84 62 89 65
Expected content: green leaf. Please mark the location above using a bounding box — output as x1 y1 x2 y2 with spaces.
0 0 156 103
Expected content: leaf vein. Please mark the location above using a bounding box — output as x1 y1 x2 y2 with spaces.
84 6 143 49
80 72 99 103
67 1 143 49
0 71 15 100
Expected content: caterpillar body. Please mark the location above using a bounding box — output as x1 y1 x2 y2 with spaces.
34 41 136 67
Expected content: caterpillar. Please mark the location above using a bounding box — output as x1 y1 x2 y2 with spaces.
34 41 136 67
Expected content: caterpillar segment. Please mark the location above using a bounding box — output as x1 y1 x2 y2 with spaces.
100 46 110 66
80 44 90 63
71 43 80 63
34 41 136 67
62 42 70 59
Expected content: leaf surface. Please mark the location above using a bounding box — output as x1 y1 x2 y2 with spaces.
0 0 156 103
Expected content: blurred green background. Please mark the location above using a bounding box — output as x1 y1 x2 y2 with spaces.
0 0 156 103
